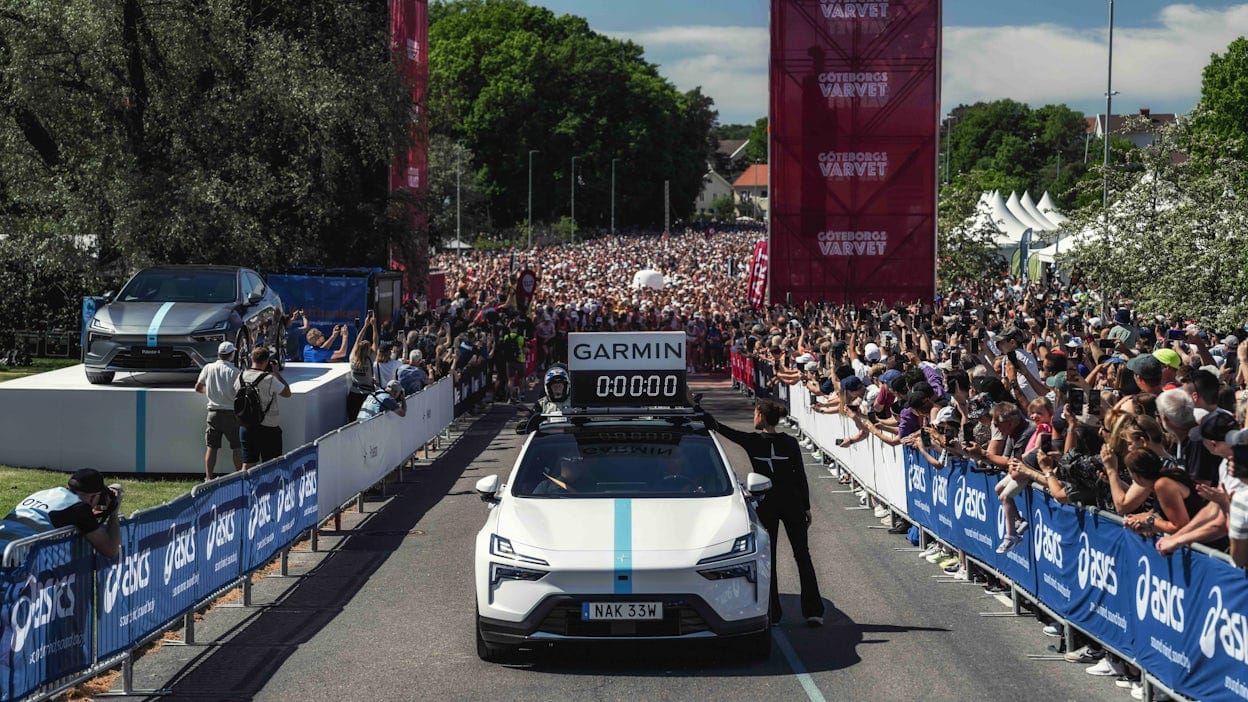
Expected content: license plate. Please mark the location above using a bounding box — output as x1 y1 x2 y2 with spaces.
581 602 663 621
139 349 161 356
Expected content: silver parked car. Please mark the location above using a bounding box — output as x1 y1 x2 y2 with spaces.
83 266 286 385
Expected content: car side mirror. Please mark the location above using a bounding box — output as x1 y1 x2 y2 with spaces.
246 291 263 306
476 475 500 503
746 473 772 494
103 290 115 303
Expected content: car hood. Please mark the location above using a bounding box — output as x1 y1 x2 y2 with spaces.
100 302 233 335
498 495 748 553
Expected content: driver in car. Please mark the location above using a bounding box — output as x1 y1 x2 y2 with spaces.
654 447 703 493
533 455 595 495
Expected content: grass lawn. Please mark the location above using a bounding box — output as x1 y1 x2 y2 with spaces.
0 357 80 383
0 465 200 517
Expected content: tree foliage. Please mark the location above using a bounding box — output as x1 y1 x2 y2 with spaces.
1062 121 1248 329
936 174 1004 290
744 117 768 165
944 100 1091 208
0 0 414 277
428 0 717 230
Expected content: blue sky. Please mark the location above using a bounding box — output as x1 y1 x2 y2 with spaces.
533 0 1248 124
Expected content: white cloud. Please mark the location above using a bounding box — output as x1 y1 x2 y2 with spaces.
613 4 1248 123
944 4 1248 113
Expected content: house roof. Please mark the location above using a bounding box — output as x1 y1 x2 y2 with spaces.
733 164 768 188
718 139 750 160
1091 109 1178 136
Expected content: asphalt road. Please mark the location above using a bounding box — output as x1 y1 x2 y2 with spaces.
123 378 1121 701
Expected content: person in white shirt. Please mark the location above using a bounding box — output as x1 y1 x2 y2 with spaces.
373 340 403 388
195 341 243 481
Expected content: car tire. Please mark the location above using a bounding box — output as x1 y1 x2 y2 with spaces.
235 328 252 365
85 369 115 385
476 612 515 663
731 628 772 661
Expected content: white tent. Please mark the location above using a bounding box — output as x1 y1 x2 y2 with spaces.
1006 191 1051 233
1038 192 1069 225
987 190 1033 244
442 238 472 252
631 269 666 290
1020 191 1060 231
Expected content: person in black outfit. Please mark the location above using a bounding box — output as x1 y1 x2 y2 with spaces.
703 400 824 626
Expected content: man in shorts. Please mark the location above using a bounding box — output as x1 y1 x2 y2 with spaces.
195 341 243 481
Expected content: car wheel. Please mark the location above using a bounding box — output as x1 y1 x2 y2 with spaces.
731 628 772 661
476 612 515 663
85 369 115 385
235 328 252 364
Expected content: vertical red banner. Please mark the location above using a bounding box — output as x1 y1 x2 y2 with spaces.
389 0 429 300
746 240 770 309
769 0 941 305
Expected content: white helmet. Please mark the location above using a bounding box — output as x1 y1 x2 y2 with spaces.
544 366 570 402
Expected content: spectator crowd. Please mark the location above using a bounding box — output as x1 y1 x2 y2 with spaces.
406 227 1248 699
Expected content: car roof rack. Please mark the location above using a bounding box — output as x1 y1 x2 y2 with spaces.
530 407 706 431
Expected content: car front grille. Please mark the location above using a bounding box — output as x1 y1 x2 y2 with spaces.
535 601 710 638
110 349 197 370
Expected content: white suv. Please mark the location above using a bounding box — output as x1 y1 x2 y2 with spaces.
474 416 773 662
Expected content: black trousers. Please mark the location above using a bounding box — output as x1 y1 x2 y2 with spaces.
760 505 824 620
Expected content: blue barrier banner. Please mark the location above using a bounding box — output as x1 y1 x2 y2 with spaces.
1190 555 1248 701
993 480 1035 595
288 446 319 535
267 274 369 362
4 534 93 700
947 462 999 569
195 480 246 602
903 448 934 528
1030 490 1080 616
1065 508 1134 658
97 521 154 659
1120 533 1204 692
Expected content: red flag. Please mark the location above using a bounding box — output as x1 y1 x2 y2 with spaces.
746 241 769 309
388 0 429 302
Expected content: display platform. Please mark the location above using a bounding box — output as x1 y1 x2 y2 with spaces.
0 363 351 474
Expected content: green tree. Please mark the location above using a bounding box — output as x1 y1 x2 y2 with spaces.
710 193 736 220
744 117 768 164
0 1 414 278
1190 37 1248 156
428 0 717 230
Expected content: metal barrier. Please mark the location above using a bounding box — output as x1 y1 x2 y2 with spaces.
737 365 1244 702
0 375 467 701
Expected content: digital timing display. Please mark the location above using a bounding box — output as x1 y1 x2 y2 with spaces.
570 370 687 407
567 332 688 408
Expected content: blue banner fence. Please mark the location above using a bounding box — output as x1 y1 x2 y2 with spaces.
748 358 1248 702
0 373 475 701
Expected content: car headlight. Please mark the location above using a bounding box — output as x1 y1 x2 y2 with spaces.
489 562 547 588
697 531 756 565
197 321 229 332
697 561 757 582
490 534 549 566
89 316 114 332
191 333 228 343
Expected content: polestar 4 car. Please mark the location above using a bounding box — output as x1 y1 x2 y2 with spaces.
83 266 285 384
473 415 774 662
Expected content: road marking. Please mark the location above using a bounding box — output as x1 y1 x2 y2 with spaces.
774 627 826 702
147 301 175 347
613 498 632 594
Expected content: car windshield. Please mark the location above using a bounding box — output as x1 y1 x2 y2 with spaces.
118 270 238 304
512 427 732 498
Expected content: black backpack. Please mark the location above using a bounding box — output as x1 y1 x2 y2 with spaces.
234 372 274 427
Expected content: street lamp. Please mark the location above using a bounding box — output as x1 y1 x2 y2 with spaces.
611 158 619 236
527 149 539 248
455 142 462 246
570 156 578 243
1103 0 1114 210
943 115 957 186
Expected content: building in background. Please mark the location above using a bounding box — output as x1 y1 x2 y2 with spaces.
733 164 769 220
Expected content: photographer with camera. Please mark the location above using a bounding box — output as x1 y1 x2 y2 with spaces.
298 313 350 364
0 469 123 559
235 347 292 469
357 380 407 421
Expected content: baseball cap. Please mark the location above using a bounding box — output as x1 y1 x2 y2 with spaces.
804 362 819 372
879 369 903 385
1065 337 1083 349
1126 353 1164 381
1114 308 1132 325
68 469 107 495
841 376 864 392
408 350 423 363
218 341 237 356
863 343 882 362
998 326 1026 343
935 405 960 426
1199 411 1237 442
1045 371 1067 388
795 353 814 365
1223 335 1241 348
1152 348 1181 370
385 380 404 394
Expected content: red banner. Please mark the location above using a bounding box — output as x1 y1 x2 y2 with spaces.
389 0 429 300
746 240 769 309
768 0 941 305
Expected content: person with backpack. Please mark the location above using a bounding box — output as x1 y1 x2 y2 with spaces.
235 346 291 469
358 380 408 421
195 341 243 481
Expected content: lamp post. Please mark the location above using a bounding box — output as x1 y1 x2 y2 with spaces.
455 142 462 246
570 156 578 243
943 115 957 186
1103 0 1114 210
527 149 539 248
611 158 619 236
